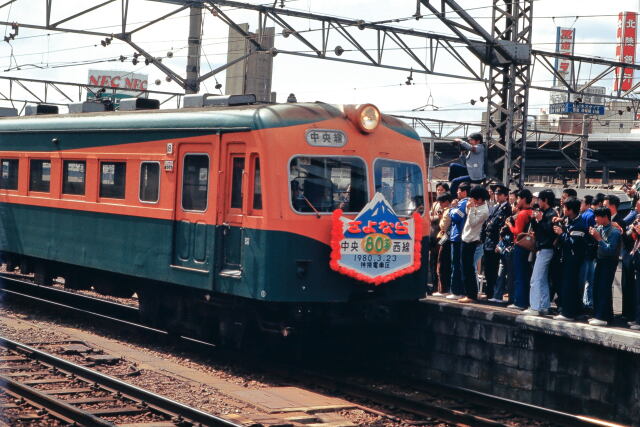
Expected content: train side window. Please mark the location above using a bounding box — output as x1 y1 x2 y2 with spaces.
62 160 86 195
230 157 245 209
100 162 126 199
182 154 209 211
139 162 160 203
29 159 51 192
253 157 262 210
0 159 19 190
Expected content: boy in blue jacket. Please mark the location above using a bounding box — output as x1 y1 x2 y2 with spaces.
447 183 470 299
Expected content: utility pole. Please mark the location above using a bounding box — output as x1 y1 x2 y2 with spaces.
185 5 203 94
578 115 590 188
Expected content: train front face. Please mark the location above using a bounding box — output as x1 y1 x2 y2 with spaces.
251 103 430 325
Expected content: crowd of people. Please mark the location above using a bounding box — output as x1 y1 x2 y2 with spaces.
427 133 640 329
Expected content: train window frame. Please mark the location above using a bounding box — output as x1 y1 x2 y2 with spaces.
252 156 262 211
138 161 161 204
229 155 245 211
29 159 52 193
372 158 425 217
180 152 210 213
99 161 127 199
0 158 19 191
62 159 87 196
287 155 369 216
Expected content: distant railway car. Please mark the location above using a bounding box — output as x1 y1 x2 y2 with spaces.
0 99 428 342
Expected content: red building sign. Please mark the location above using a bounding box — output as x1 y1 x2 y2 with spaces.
554 27 575 85
614 12 637 92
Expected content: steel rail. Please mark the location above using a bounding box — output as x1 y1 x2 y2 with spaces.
0 375 115 427
414 382 623 427
0 272 620 427
266 363 617 427
274 369 509 427
0 272 139 322
0 335 242 427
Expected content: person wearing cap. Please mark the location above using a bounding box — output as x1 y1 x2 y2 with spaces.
449 133 486 196
483 184 512 302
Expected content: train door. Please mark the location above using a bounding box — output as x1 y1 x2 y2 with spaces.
218 142 246 276
172 143 213 272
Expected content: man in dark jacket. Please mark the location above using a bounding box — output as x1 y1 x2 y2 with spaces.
589 207 622 326
524 189 558 315
553 198 588 321
483 185 512 301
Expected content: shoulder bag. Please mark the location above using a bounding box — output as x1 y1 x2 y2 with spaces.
515 220 536 252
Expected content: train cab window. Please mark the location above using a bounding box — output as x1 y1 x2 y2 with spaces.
0 159 19 190
62 160 86 195
100 162 126 199
289 156 367 214
230 157 245 209
139 162 160 203
29 159 51 192
374 159 424 216
252 157 262 210
182 154 209 211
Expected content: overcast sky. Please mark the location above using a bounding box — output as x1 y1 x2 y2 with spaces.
1 0 639 122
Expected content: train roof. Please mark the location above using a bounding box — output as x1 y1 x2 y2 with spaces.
0 102 419 141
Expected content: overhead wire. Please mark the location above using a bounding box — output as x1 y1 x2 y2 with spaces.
0 0 628 76
1 0 638 109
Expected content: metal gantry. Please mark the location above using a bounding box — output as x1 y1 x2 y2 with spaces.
2 0 640 184
395 114 589 187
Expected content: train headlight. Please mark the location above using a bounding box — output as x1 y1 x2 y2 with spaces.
357 104 380 133
345 104 381 134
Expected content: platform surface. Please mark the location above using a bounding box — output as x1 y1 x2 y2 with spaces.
420 296 640 354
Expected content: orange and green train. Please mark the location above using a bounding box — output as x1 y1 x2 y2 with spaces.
0 101 429 341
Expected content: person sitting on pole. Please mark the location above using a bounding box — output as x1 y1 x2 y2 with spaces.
449 132 486 196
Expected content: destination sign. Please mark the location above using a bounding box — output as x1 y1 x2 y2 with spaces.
549 102 605 115
305 129 347 147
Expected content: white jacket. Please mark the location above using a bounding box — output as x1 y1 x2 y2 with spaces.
461 203 489 243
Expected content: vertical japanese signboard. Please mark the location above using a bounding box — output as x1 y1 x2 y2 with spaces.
554 27 575 86
614 12 637 92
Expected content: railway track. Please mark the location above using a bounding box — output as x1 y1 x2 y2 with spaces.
0 335 241 427
0 272 624 427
